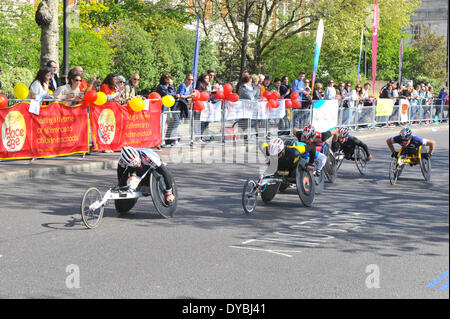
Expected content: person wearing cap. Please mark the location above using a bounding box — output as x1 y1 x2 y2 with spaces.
262 75 271 92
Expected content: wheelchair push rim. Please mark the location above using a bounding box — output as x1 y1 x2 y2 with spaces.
81 187 104 229
150 172 178 218
389 159 400 185
354 146 368 175
419 154 431 181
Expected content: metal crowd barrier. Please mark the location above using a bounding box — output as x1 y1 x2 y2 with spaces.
160 98 448 146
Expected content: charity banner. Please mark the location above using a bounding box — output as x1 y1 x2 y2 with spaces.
89 100 161 152
200 101 223 122
0 102 89 160
400 99 409 122
311 100 339 132
375 99 394 116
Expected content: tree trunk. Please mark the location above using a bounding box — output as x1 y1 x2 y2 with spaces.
35 0 59 68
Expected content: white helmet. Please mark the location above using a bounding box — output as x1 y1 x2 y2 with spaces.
120 146 140 167
268 138 285 156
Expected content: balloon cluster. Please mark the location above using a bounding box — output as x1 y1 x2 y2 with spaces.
192 89 210 111
262 90 281 108
289 91 301 109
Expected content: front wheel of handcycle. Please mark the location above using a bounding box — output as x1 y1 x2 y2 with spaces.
419 154 431 181
150 171 178 218
242 179 258 215
81 187 104 229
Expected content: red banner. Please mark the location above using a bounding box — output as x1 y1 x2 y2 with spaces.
0 102 89 160
89 100 161 151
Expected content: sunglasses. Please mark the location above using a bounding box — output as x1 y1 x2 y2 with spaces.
74 79 82 82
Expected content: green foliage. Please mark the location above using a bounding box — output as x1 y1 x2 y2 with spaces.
0 67 34 97
0 1 41 72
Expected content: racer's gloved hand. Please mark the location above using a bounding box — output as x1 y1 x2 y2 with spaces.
306 164 315 171
422 153 431 159
391 151 398 158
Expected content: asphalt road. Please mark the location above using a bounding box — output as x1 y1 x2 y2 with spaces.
0 126 448 299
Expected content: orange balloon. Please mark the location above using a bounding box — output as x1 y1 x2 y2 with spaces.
0 94 8 109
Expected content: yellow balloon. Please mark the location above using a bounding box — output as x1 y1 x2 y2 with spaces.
129 97 145 112
13 83 29 100
94 92 107 105
162 95 175 108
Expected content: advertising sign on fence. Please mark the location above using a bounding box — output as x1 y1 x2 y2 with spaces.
89 101 161 152
375 99 394 116
200 101 223 122
0 102 89 160
312 100 339 132
400 99 409 122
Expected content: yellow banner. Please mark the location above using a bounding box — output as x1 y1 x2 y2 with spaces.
375 99 394 116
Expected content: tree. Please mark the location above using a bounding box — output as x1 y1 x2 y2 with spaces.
35 0 59 67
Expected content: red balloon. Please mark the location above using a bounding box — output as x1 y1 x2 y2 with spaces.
270 91 280 100
292 100 301 109
200 91 210 101
291 91 299 100
263 90 271 99
148 92 161 100
284 99 292 109
192 89 201 101
194 100 204 111
226 93 239 102
223 83 233 96
267 99 277 108
214 90 225 100
0 94 8 109
83 90 97 103
275 100 280 108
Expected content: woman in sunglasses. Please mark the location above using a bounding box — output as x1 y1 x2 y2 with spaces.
54 72 83 105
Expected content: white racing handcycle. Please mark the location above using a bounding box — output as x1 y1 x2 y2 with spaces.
80 167 178 229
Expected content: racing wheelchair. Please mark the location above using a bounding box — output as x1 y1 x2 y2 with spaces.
388 145 431 185
80 167 178 229
241 156 316 215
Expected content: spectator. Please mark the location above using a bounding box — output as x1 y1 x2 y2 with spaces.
28 67 54 101
238 74 258 100
195 73 211 143
251 74 262 98
116 75 127 104
69 66 97 92
336 81 346 100
125 73 142 102
355 84 363 104
343 82 357 125
46 60 60 93
156 73 177 147
262 75 271 92
380 83 393 98
207 69 216 92
325 80 336 100
269 77 281 92
291 71 306 101
312 83 324 100
100 73 121 101
304 79 310 90
436 86 448 120
410 84 421 122
302 87 313 109
280 75 290 98
54 72 83 105
165 73 194 146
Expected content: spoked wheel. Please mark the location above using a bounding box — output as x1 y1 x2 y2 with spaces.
150 171 178 218
389 159 400 185
354 146 368 175
242 179 258 215
336 155 344 171
419 154 431 181
81 187 104 229
296 165 315 207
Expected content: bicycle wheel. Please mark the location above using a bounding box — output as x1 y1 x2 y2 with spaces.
419 154 431 181
354 146 368 175
242 179 258 215
150 171 178 218
389 159 400 185
81 187 104 229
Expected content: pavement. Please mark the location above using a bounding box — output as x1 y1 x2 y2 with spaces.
0 123 447 182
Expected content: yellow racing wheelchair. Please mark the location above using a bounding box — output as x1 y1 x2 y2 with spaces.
389 146 431 185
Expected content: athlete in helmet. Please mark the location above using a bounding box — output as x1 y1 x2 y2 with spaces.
261 137 322 176
293 124 339 148
386 127 435 159
331 127 373 161
118 146 175 202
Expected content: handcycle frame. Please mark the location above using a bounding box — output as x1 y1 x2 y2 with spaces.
80 167 177 229
242 158 315 215
389 145 431 185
